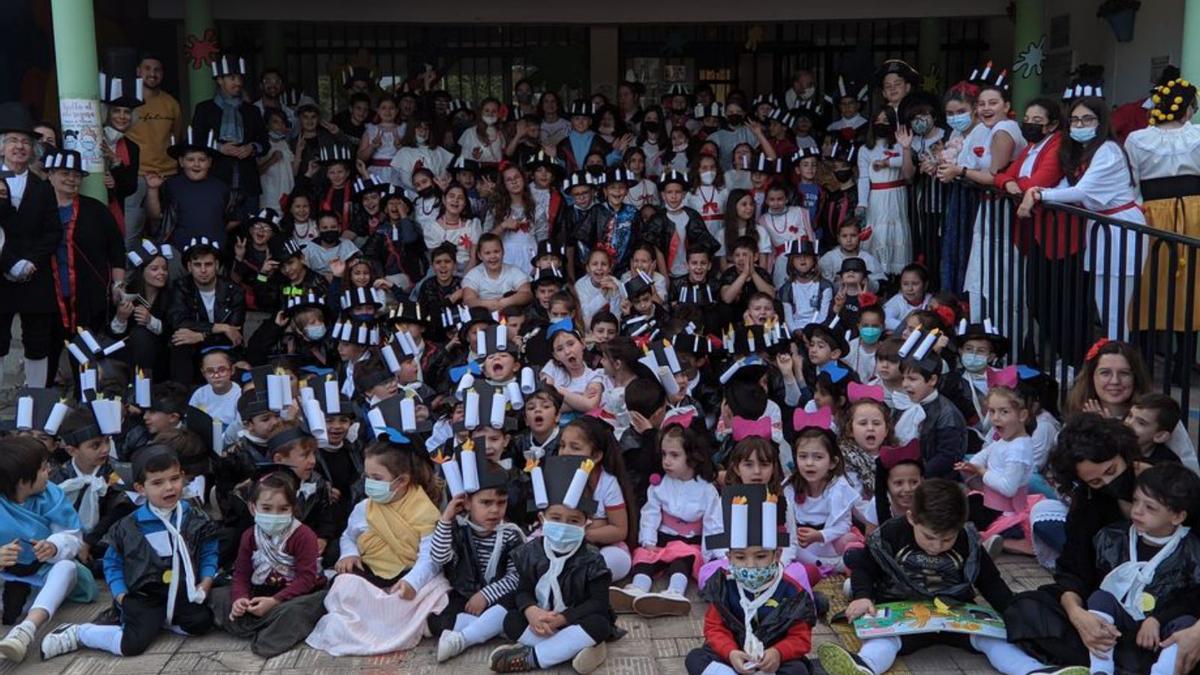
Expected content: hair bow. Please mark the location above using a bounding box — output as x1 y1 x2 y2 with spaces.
547 318 576 339
662 406 697 430
1016 365 1041 381
448 361 483 384
731 416 772 441
848 382 885 403
820 361 851 384
792 406 832 431
858 291 878 308
986 366 1018 389
879 439 922 470
933 305 957 330
1085 338 1111 363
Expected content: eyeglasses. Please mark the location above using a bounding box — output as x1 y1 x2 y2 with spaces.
202 366 231 376
1069 115 1099 127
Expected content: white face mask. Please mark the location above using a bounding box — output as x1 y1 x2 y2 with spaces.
482 115 499 126
415 132 429 145
700 171 716 186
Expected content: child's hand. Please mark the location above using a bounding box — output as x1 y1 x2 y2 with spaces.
796 527 824 546
845 598 877 620
1137 616 1161 651
441 494 467 523
391 580 416 599
524 606 557 636
628 410 653 434
465 591 488 616
78 542 92 564
316 538 328 554
728 650 755 674
230 597 251 619
954 461 979 476
1082 399 1107 416
334 555 363 574
0 540 19 568
757 647 781 673
933 334 949 353
246 596 280 617
31 539 57 562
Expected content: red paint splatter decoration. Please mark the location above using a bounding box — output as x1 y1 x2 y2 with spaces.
185 29 220 71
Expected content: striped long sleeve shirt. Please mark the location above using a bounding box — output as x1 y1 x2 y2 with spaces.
428 519 523 605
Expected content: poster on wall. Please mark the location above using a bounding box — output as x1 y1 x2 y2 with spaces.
59 98 103 173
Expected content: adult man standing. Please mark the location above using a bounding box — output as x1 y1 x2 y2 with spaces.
254 68 296 131
0 103 63 389
124 53 184 248
191 54 268 224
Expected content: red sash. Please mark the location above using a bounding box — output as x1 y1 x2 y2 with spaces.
51 199 80 331
107 138 131 234
321 183 353 230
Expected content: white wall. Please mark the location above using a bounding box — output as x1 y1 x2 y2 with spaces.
1043 0 1184 103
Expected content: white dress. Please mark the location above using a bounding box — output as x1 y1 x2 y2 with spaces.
422 218 483 274
390 145 454 191
638 476 723 558
758 207 815 287
686 186 729 246
363 123 402 185
784 477 860 566
961 119 1026 325
484 204 538 276
626 179 660 208
857 141 911 275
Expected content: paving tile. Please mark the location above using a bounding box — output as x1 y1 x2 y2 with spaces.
61 653 173 675
163 650 265 673
173 632 256 652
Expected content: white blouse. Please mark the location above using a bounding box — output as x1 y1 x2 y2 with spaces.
784 476 859 562
956 119 1025 172
638 475 722 554
1125 124 1200 184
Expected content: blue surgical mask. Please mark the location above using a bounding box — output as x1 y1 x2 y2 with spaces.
859 326 883 345
304 324 327 341
364 477 396 503
1069 126 1098 144
910 118 932 136
962 353 990 373
730 561 780 591
542 520 586 553
947 113 972 132
254 511 294 535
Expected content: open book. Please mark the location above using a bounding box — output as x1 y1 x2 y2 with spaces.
852 599 1006 639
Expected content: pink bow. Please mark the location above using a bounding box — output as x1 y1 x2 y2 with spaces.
792 406 833 431
731 416 773 441
848 382 885 403
879 439 922 470
986 366 1018 389
662 407 697 430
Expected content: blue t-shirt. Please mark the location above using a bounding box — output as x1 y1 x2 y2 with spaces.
164 174 230 250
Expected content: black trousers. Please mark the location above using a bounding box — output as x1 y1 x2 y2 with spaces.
0 311 55 362
118 586 213 656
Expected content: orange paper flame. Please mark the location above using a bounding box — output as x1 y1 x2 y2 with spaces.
524 457 539 473
580 458 595 474
732 496 749 505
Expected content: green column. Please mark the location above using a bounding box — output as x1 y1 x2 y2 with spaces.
1011 0 1045 111
1183 0 1200 99
184 0 215 114
50 0 105 201
918 18 941 86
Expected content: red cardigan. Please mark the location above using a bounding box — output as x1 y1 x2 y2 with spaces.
993 133 1082 258
231 523 326 603
702 581 813 663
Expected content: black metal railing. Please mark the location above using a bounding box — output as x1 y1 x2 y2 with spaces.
908 173 1200 442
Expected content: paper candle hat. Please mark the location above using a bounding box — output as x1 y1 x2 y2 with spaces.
185 405 225 456
676 281 715 305
953 318 1011 357
342 286 387 311
719 354 770 385
99 72 144 108
43 150 89 176
284 289 327 317
475 323 520 359
64 328 126 367
673 330 715 355
352 176 391 199
524 149 562 175
566 99 596 117
183 235 220 257
210 54 247 78
317 144 354 165
126 239 172 269
271 238 306 263
265 426 312 456
364 394 420 442
561 170 596 192
658 169 689 190
531 266 567 289
705 484 779 551
637 338 684 396
783 238 819 258
898 328 942 374
722 321 790 357
167 126 219 159
379 334 419 375
307 374 356 418
694 102 724 118
768 108 795 127
624 270 655 299
331 316 380 347
14 388 71 435
534 455 598 513
460 383 517 432
389 300 429 327
967 60 1009 90
827 140 860 164
341 65 375 89
59 396 124 446
604 166 638 187
433 439 510 497
531 240 566 266
247 208 281 231
828 75 870 103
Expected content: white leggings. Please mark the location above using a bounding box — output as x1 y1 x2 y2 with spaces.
599 545 632 581
857 634 1050 675
24 559 77 618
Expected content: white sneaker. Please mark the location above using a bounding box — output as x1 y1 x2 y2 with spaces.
571 641 607 674
40 623 80 661
0 623 33 662
842 577 853 599
608 584 645 614
632 590 691 617
437 629 467 663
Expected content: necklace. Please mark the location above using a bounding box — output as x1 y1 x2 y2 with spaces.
766 211 789 235
420 197 438 217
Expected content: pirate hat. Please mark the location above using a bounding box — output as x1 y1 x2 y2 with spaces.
167 127 219 159
43 149 89 176
99 72 144 109
210 54 247 79
13 387 71 436
705 484 780 550
874 59 921 88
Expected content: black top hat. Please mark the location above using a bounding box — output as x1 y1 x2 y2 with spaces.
248 208 282 231
168 126 219 159
524 150 563 177
802 318 851 356
827 140 860 165
567 100 596 118
353 176 391 200
531 266 567 290
562 170 596 192
604 167 638 187
270 238 306 263
60 397 123 446
705 484 778 550
675 281 716 306
658 169 690 190
538 455 598 514
342 286 386 311
331 316 380 346
897 329 943 375
532 240 566 266
751 93 780 108
967 61 1010 92
0 102 35 137
720 323 789 359
742 154 781 175
284 288 328 317
99 73 144 109
953 319 1011 357
185 405 226 456
875 59 922 87
838 257 868 275
317 144 354 166
43 150 90 176
791 146 822 163
783 238 818 258
210 54 247 79
389 301 429 327
13 387 71 435
624 271 655 299
767 108 794 127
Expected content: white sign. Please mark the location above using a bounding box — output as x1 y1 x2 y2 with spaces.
59 98 104 173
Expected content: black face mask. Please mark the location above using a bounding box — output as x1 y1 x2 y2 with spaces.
642 122 661 135
1020 122 1048 144
702 124 720 134
726 114 745 127
1095 465 1135 501
873 123 894 139
318 230 341 244
834 169 854 183
418 186 437 199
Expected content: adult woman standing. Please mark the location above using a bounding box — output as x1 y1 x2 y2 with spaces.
1019 97 1142 342
1125 77 1200 380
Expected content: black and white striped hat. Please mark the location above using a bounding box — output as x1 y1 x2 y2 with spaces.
624 270 655 298
342 286 387 310
792 146 822 162
43 149 89 175
99 73 144 108
562 170 596 191
738 153 781 174
183 236 220 257
317 144 354 165
658 169 690 190
248 208 281 230
768 108 794 127
167 126 219 159
210 54 247 79
271 238 306 262
826 140 859 164
353 176 391 198
751 93 779 109
694 102 724 118
126 239 173 269
567 100 596 117
676 282 716 306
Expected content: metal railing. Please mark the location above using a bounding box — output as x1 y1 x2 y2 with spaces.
907 173 1200 440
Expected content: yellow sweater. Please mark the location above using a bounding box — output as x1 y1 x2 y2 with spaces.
125 90 183 177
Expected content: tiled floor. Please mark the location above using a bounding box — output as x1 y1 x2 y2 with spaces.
0 554 1053 674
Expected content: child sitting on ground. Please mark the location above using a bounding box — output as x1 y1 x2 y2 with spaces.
894 330 966 479
1125 393 1192 471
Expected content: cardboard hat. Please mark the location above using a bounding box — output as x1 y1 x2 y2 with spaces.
528 454 598 513
379 335 418 375
897 328 943 374
767 108 794 127
566 99 596 117
0 102 35 137
827 140 860 164
317 144 354 165
874 59 921 87
621 314 661 341
265 425 311 456
185 405 226 456
751 93 780 109
524 149 563 177
306 374 356 417
388 300 429 327
283 288 327 317
450 154 482 175
657 169 690 190
694 102 724 118
637 338 684 396
341 65 376 90
562 170 597 192
330 316 380 346
604 166 638 187
13 387 71 436
738 153 781 174
838 257 868 275
624 270 655 299
353 176 392 199
675 281 715 306
247 208 282 231
666 83 691 96
459 382 519 432
236 388 272 419
953 318 1011 357
705 484 780 550
270 238 306 263
718 353 770 386
59 396 123 446
673 330 715 355
63 328 126 367
720 321 790 358
99 72 144 108
827 75 870 104
363 393 424 442
530 266 566 289
802 317 851 355
210 54 247 79
183 236 221 260
531 240 566 267
474 323 520 359
438 304 473 332
43 149 89 176
791 145 822 163
432 439 509 497
967 61 1009 91
167 126 219 159
446 98 472 114
125 239 172 269
342 286 387 311
782 238 818 258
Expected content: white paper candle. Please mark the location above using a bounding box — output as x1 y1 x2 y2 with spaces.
367 407 387 438
464 390 480 429
303 399 326 439
79 369 97 397
898 330 922 357
441 456 465 496
563 463 591 510
267 374 287 411
530 465 549 508
506 381 524 410
44 401 69 435
212 419 225 454
298 385 315 404
65 341 89 365
662 342 681 373
324 379 341 414
520 367 536 394
747 331 756 354
399 396 417 432
461 445 480 492
135 370 151 408
476 329 487 356
16 397 32 430
381 344 401 374
496 326 507 352
730 501 749 549
103 340 126 356
490 390 507 429
761 498 777 550
94 399 122 435
78 329 102 354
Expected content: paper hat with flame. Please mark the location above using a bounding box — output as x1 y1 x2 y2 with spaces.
13 387 71 435
705 484 779 550
898 328 942 375
529 455 597 514
432 438 509 497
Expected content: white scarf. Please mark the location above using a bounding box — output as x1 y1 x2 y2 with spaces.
149 503 206 624
250 518 301 586
1099 525 1190 620
895 391 937 444
461 517 521 583
526 427 560 461
57 461 108 532
535 536 582 612
736 569 784 659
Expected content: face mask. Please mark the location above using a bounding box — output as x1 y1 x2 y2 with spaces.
1019 122 1047 144
834 169 854 183
1070 126 1097 144
318 230 341 244
961 353 989 373
1096 466 1134 501
415 132 429 145
364 477 396 503
859 326 883 344
726 114 745 126
269 130 288 141
731 561 780 591
482 114 499 126
254 511 294 535
910 118 932 136
947 112 972 132
700 170 716 186
542 520 586 553
873 123 894 139
304 324 327 341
